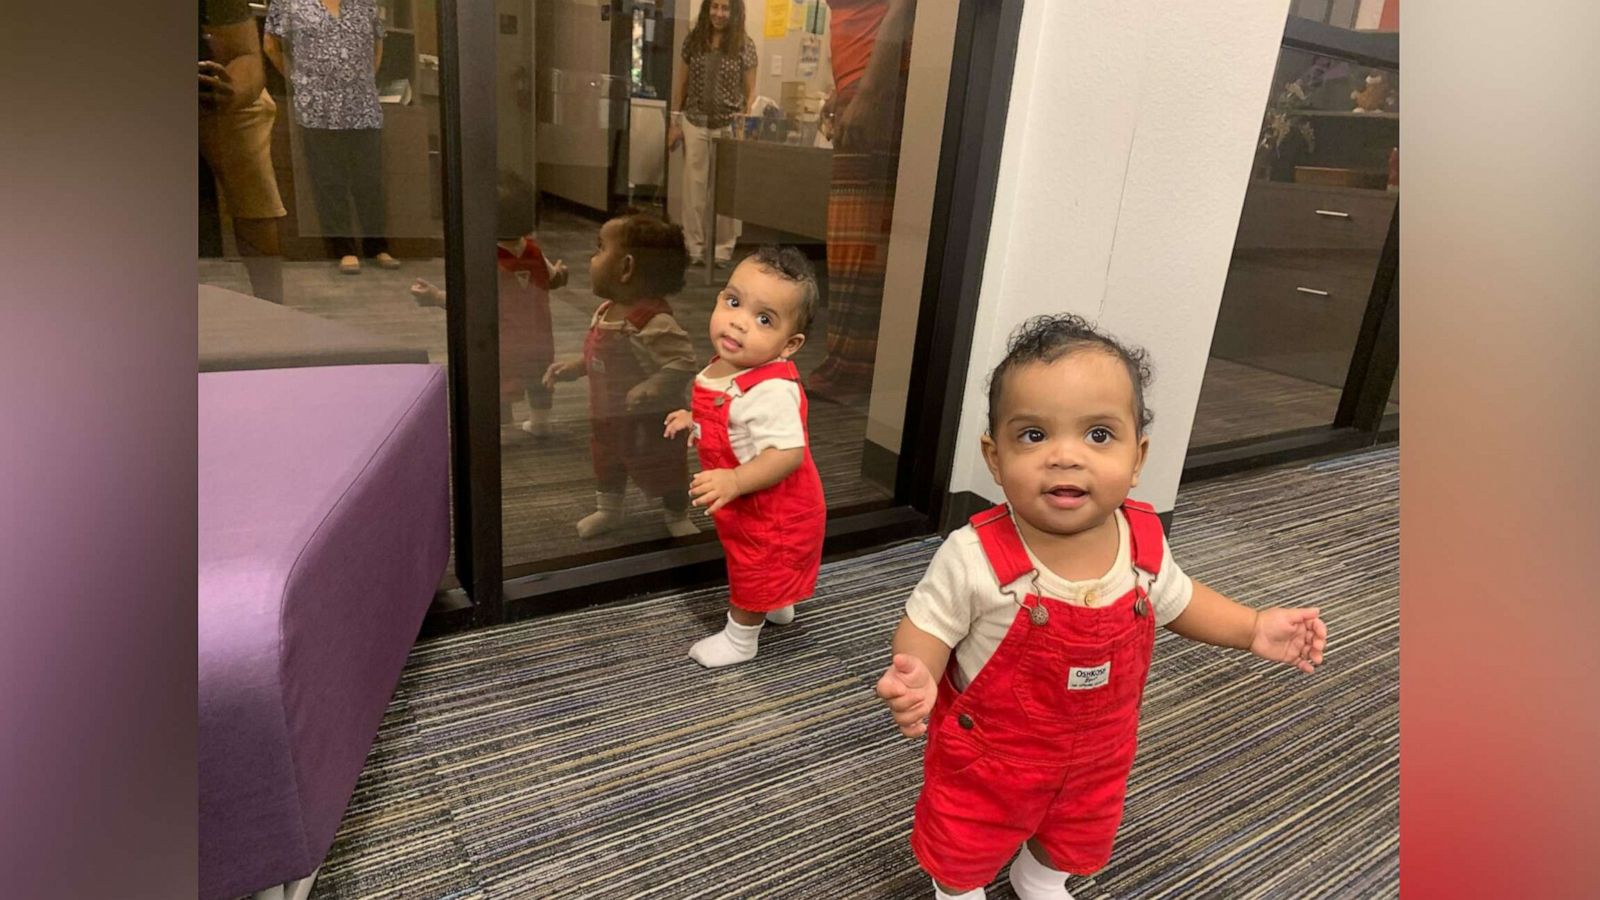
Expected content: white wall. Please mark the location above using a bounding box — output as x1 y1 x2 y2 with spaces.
949 0 1290 513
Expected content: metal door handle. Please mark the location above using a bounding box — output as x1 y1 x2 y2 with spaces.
1314 209 1351 218
1296 287 1330 297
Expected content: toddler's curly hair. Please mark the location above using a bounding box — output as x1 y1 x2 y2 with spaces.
986 314 1154 437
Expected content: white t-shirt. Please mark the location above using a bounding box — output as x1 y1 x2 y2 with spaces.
905 509 1194 686
695 367 807 464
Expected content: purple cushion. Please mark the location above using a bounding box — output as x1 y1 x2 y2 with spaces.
198 365 449 900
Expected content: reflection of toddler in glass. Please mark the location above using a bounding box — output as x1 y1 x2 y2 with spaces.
876 315 1328 900
663 246 827 668
544 212 699 539
410 171 567 435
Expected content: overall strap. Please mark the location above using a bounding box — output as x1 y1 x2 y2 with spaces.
969 504 1036 587
1121 499 1165 578
732 358 802 393
623 297 673 330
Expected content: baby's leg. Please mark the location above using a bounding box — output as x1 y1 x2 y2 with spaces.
688 601 766 668
651 420 699 537
1005 839 1075 900
520 382 553 437
578 428 629 538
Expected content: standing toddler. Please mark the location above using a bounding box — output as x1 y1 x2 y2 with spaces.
876 314 1328 899
664 246 828 667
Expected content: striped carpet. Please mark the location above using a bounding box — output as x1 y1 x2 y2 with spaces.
308 447 1398 899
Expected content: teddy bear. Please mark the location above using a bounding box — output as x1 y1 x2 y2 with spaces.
1351 72 1395 113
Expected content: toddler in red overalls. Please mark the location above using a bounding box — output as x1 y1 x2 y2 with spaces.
410 170 567 436
545 212 700 539
663 246 827 667
875 315 1329 900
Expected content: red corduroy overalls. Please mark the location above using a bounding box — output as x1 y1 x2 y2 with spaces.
910 500 1166 890
583 299 690 500
691 359 827 612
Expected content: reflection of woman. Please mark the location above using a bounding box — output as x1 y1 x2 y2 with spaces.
809 0 916 401
667 0 757 268
264 0 399 275
199 0 287 304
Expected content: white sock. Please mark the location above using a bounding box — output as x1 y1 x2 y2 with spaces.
688 613 762 667
1007 845 1074 900
933 880 986 900
520 408 551 437
662 506 699 537
764 604 795 625
577 492 625 538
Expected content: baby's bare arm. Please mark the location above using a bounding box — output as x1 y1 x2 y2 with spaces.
732 446 804 495
875 617 953 737
891 616 952 684
1165 580 1327 673
1164 580 1255 650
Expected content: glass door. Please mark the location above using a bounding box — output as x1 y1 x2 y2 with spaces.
478 0 1004 618
1187 10 1399 473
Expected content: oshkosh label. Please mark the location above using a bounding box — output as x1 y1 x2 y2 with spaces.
1068 661 1111 690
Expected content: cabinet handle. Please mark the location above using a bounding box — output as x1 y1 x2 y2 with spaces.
1314 209 1351 218
1296 286 1331 297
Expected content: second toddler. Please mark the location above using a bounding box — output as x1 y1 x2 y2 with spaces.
664 246 828 667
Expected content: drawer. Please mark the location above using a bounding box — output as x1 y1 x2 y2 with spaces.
1209 258 1376 388
1234 181 1396 254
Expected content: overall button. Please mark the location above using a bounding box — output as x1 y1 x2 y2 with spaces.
1134 596 1149 617
1029 605 1050 626
957 713 974 730
713 396 727 407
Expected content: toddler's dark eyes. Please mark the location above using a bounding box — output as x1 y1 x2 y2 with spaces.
1087 427 1114 444
725 294 740 308
757 313 773 327
1019 428 1046 443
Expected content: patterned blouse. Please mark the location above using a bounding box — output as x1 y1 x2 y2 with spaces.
266 0 385 130
680 33 758 128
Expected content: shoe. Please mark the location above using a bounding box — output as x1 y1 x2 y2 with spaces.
339 255 361 274
714 258 732 269
687 257 707 268
374 252 401 269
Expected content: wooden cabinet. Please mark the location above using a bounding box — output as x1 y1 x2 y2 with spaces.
1210 181 1396 388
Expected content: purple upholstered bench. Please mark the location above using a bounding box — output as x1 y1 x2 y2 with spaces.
198 364 449 900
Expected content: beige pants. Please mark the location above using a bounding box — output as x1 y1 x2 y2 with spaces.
198 89 286 219
681 118 741 261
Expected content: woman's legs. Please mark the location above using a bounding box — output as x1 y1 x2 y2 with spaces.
345 127 391 259
299 126 358 261
681 119 714 259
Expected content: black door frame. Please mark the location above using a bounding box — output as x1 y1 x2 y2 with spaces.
428 0 1025 634
1182 17 1400 484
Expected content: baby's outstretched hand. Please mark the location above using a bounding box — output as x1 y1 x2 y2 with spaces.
409 278 445 308
663 409 695 444
1250 607 1327 673
875 653 937 738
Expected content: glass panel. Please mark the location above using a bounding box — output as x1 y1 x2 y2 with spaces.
198 0 453 572
497 0 959 573
1191 20 1398 450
